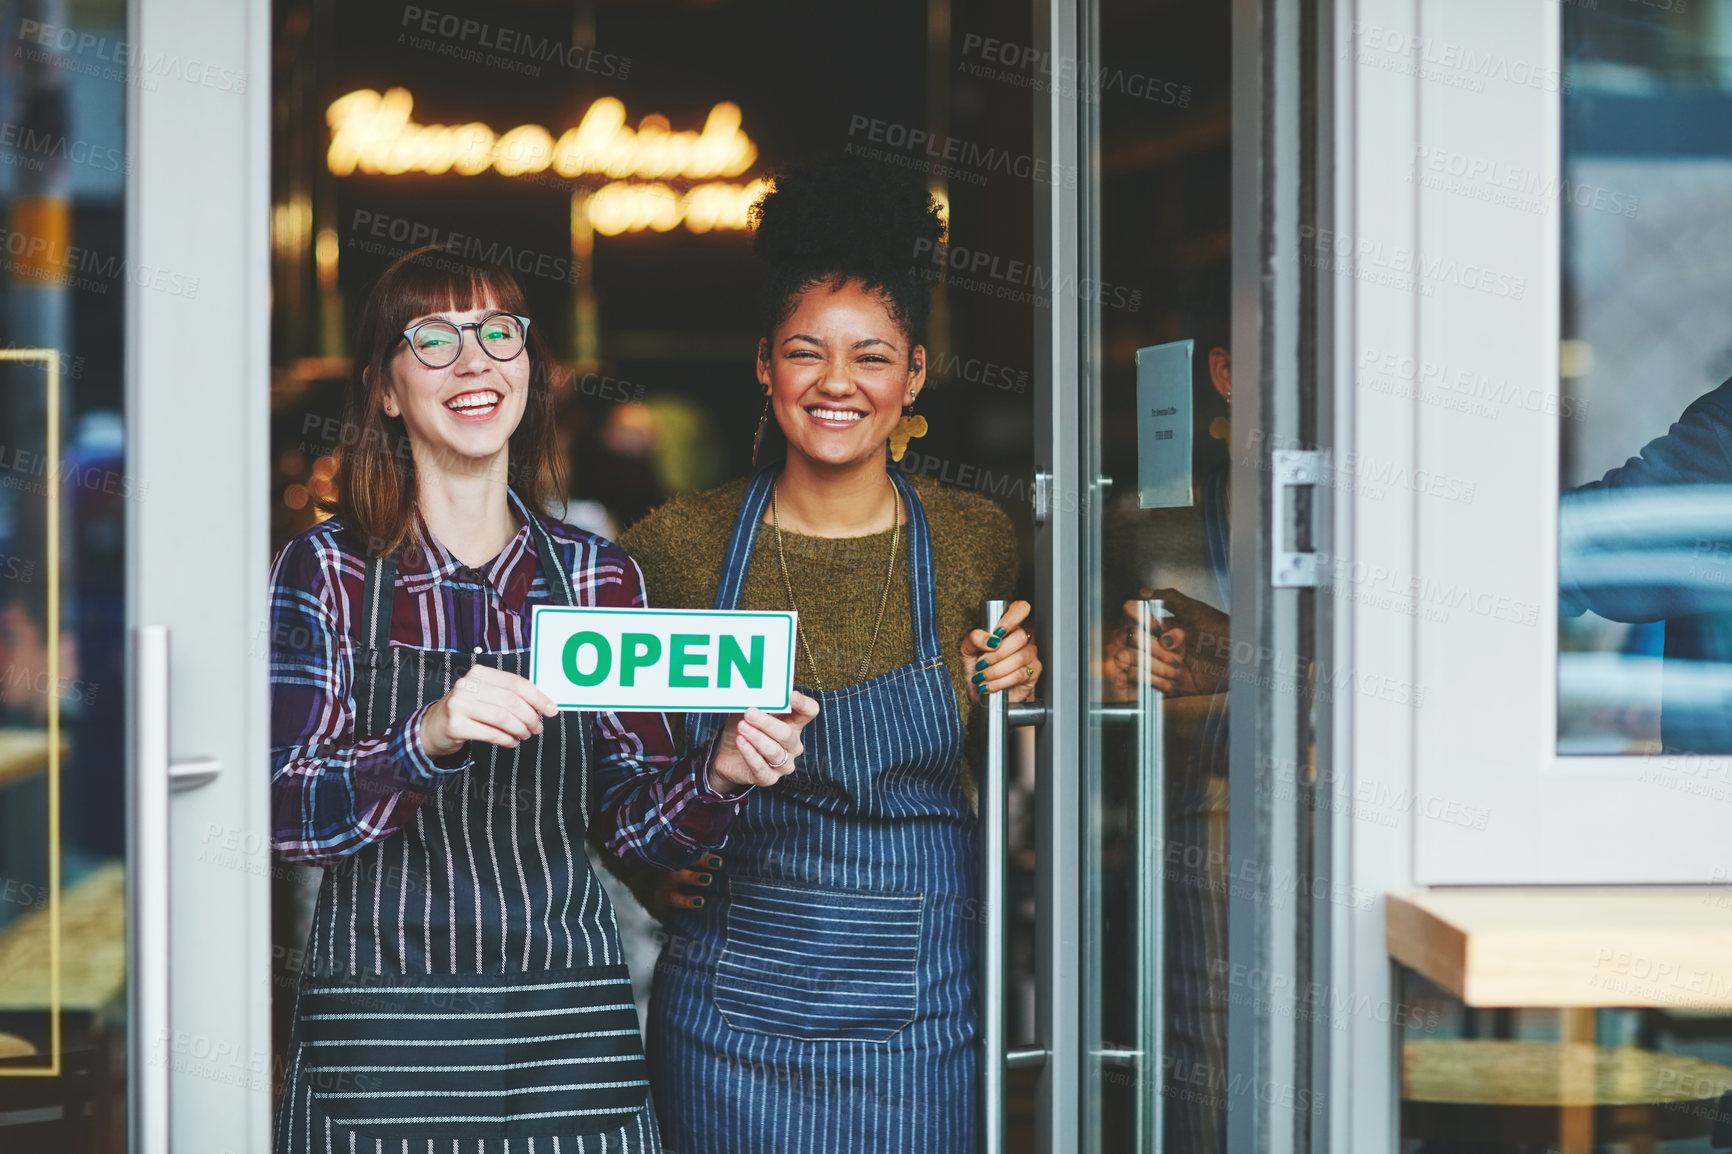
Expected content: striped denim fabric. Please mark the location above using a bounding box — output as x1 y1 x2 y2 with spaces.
712 879 923 1043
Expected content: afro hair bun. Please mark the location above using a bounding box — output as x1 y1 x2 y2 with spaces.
751 154 947 273
749 154 947 343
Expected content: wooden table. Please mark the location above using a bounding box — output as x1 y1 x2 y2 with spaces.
1388 888 1732 1008
1403 1039 1732 1144
0 862 127 1017
0 862 124 1152
0 727 56 790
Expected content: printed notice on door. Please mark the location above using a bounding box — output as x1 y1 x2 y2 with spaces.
1136 339 1194 510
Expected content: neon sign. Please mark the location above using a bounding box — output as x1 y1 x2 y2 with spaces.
586 179 766 236
325 88 763 234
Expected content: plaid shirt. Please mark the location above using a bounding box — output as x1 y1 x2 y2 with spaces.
268 492 748 868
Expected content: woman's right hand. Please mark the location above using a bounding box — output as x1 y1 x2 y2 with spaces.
419 665 559 760
707 691 821 795
1105 586 1230 696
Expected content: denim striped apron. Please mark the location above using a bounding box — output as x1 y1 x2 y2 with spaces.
1166 466 1231 1153
275 516 662 1153
648 466 976 1154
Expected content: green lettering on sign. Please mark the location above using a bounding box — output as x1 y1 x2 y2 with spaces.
620 633 662 687
562 631 611 687
669 634 710 687
718 634 765 689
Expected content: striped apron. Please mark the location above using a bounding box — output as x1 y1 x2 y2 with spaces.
275 517 662 1153
647 467 976 1154
1166 466 1231 1153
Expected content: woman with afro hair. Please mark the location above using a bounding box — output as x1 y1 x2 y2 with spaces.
615 156 1044 1150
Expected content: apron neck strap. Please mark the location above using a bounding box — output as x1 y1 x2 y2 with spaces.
525 513 576 607
685 471 778 748
1203 468 1231 609
711 465 779 614
359 508 573 664
359 549 398 659
889 469 942 663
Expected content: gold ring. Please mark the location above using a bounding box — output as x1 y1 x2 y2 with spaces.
1024 665 1037 682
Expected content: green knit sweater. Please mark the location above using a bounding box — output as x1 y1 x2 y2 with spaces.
617 474 1021 782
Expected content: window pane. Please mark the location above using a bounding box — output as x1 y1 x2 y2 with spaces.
1558 1 1732 755
0 1 131 1148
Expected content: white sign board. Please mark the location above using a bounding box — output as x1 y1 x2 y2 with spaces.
530 606 796 713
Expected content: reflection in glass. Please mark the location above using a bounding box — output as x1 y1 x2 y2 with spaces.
0 0 129 1144
1396 970 1732 1148
1084 0 1232 1149
1558 0 1732 754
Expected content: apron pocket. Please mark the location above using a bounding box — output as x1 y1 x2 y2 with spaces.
296 963 649 1141
712 878 923 1043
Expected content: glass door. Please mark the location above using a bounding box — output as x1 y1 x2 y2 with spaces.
1075 1 1233 1150
0 0 138 1144
0 0 273 1148
1012 0 1330 1150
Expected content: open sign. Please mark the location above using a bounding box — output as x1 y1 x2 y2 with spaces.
530 606 797 712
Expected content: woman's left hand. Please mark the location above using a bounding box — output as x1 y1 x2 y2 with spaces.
961 599 1043 705
708 691 822 794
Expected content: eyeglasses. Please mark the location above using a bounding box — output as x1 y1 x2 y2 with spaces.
398 312 531 369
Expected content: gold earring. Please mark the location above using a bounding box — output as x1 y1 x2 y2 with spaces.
888 395 927 463
751 392 772 468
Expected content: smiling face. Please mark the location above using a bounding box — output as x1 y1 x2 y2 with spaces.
379 303 532 479
757 278 925 472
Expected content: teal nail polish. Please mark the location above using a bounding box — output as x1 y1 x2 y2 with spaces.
987 637 1000 649
972 672 986 685
691 896 705 908
705 855 724 870
992 627 1007 638
696 873 713 886
975 658 987 672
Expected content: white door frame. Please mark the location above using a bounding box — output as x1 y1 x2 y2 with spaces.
1331 0 1574 1144
1330 0 1418 1146
127 0 271 1148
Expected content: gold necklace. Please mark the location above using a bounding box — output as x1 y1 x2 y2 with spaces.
770 478 902 692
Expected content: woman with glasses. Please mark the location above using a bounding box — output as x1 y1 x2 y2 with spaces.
268 247 817 1154
614 157 1043 1153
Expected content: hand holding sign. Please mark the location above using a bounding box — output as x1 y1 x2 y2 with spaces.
420 665 559 758
708 691 821 795
530 607 797 712
524 605 818 795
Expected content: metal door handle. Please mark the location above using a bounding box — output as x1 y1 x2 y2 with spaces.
980 600 1049 1149
1132 599 1166 1153
1085 600 1167 1149
131 626 222 1154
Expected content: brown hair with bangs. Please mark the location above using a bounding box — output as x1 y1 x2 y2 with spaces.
326 246 565 557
